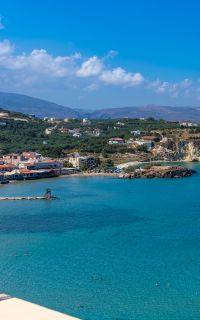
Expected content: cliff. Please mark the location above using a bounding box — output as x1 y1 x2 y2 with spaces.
152 140 200 161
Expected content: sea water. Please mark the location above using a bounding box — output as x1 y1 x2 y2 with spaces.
0 163 200 320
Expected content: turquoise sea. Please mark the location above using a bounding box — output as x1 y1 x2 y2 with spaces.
0 163 200 320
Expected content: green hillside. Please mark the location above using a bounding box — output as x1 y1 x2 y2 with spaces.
0 108 181 158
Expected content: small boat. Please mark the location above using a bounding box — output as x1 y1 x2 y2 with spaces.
0 180 9 185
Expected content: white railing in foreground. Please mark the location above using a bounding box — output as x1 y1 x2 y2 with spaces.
0 294 80 320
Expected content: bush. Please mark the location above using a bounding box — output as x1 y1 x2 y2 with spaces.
124 166 135 173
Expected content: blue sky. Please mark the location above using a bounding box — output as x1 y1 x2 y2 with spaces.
0 0 200 108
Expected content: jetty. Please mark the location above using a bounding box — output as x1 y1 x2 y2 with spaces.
0 294 80 320
0 188 58 201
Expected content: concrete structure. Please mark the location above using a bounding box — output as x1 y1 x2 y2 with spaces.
131 130 141 135
0 164 17 172
22 152 42 161
68 154 96 168
4 170 23 180
0 294 80 320
3 154 22 166
35 160 63 170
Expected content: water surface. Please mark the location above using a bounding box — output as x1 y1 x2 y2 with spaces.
0 164 200 319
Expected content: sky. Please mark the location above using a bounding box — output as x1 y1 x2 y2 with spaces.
0 0 200 109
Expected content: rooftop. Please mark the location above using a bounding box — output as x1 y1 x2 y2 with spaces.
142 136 156 140
109 137 125 141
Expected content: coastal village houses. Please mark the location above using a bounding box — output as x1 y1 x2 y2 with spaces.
68 153 96 168
0 152 65 182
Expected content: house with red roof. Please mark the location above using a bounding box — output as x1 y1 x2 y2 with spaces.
108 137 125 145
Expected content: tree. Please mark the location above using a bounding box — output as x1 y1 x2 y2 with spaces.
101 159 114 168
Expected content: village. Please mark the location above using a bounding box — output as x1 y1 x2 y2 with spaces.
0 117 200 183
0 151 84 183
0 108 200 183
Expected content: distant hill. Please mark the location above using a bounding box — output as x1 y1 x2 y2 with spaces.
89 105 200 121
0 92 200 121
0 92 79 119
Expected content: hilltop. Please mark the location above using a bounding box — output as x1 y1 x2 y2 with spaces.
0 92 79 119
1 92 200 121
89 105 200 121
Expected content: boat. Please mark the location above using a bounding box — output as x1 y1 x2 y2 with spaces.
0 180 9 185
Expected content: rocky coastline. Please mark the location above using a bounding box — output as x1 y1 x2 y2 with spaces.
120 165 196 179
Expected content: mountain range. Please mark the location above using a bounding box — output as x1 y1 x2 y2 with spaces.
0 91 200 121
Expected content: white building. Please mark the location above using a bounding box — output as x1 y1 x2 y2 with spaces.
45 128 53 135
34 160 63 170
73 132 82 137
82 118 91 125
108 138 125 144
131 130 141 135
180 121 198 127
3 154 22 166
116 121 125 126
68 154 96 168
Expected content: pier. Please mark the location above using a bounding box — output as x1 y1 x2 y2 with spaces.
0 188 58 201
0 196 57 200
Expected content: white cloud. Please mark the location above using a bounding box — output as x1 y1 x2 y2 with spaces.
149 78 193 98
0 40 13 57
0 37 198 102
76 56 104 77
104 50 118 59
77 56 144 87
99 67 144 87
179 78 192 89
0 44 81 78
85 83 99 92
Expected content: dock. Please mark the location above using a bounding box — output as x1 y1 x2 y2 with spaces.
0 196 57 200
0 188 58 200
0 294 80 320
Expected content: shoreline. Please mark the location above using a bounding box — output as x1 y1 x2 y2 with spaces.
1 160 198 185
59 172 119 178
116 159 187 169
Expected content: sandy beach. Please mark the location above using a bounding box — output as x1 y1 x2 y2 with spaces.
59 172 119 178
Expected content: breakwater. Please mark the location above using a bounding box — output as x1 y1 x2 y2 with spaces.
0 196 57 200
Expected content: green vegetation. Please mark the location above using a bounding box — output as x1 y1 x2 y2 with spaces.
0 108 183 158
124 166 136 173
